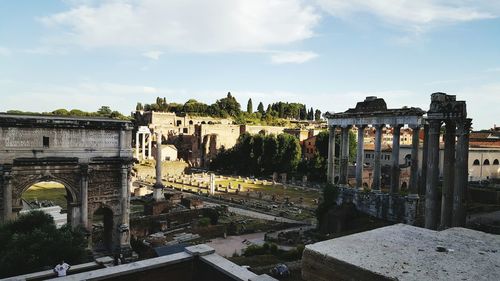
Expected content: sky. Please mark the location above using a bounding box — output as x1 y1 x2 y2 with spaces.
0 0 499 130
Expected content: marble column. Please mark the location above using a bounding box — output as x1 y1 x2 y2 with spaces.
141 133 146 160
327 126 337 184
148 133 152 159
372 124 383 191
339 126 350 185
356 125 366 189
425 119 442 230
440 121 456 229
80 165 89 228
135 132 140 159
120 166 131 246
419 124 429 196
452 119 472 227
2 172 12 222
409 125 420 197
153 131 164 201
390 124 402 194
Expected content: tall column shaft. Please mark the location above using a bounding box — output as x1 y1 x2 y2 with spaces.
141 133 146 160
2 174 12 222
420 124 429 196
356 125 366 189
80 165 89 228
135 132 139 159
409 126 420 197
120 166 131 246
327 126 337 184
452 119 471 227
425 120 441 230
339 126 350 185
440 121 456 229
153 131 164 201
372 125 383 191
390 125 402 194
148 133 152 159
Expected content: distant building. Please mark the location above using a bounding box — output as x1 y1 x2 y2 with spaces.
153 144 178 161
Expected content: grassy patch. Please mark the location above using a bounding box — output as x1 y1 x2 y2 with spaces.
22 182 67 210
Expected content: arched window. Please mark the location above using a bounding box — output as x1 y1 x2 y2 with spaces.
483 159 490 165
473 159 480 165
493 159 499 165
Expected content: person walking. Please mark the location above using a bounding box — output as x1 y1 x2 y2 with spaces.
53 260 71 277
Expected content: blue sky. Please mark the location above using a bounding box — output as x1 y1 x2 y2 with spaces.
0 0 499 130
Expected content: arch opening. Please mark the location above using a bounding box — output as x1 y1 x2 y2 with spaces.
92 207 114 253
20 181 71 228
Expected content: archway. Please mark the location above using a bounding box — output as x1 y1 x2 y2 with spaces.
92 207 114 253
20 181 69 228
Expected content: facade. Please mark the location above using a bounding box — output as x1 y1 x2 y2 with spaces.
303 135 317 160
0 114 134 254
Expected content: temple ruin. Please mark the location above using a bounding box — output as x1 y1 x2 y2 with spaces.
325 93 471 229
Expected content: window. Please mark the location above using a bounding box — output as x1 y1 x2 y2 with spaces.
176 120 182 126
494 159 499 165
365 154 371 159
483 159 490 165
43 136 49 148
473 159 480 165
183 128 188 134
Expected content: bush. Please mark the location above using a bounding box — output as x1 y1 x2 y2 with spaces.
0 211 88 278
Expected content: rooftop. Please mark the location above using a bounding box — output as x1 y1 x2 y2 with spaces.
302 224 500 281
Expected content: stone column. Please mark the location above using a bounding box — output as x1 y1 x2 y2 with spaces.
390 124 402 194
356 125 366 189
148 133 152 159
452 119 472 227
409 125 420 198
372 124 383 191
135 132 140 159
419 124 429 196
327 126 337 184
80 165 89 228
440 121 456 229
339 126 350 185
209 173 216 195
2 172 12 222
141 133 146 160
153 131 164 201
120 166 131 247
425 119 442 230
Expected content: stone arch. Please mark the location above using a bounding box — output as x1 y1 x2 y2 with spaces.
483 159 490 165
401 182 407 190
494 159 499 165
16 174 79 204
92 205 115 253
473 159 480 165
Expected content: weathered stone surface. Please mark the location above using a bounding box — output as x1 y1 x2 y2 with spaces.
302 224 500 281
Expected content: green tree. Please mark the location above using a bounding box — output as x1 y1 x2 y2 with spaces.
52 109 69 116
315 184 339 227
97 106 112 116
183 99 208 114
0 211 88 278
212 92 241 117
136 102 144 111
315 109 322 121
262 134 279 174
257 102 265 114
247 98 253 114
307 107 314 120
276 133 301 173
300 105 307 120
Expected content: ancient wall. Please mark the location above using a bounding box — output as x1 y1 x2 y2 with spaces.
241 125 286 136
336 187 422 225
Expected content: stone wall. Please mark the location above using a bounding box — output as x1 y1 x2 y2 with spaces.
335 187 422 225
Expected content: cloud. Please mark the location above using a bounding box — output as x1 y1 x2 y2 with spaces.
270 51 318 64
40 0 320 52
142 50 163 60
0 47 11 56
0 82 169 114
485 67 500 72
315 0 499 32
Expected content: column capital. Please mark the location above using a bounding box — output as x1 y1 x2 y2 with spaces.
357 124 367 129
329 125 337 133
80 164 89 177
